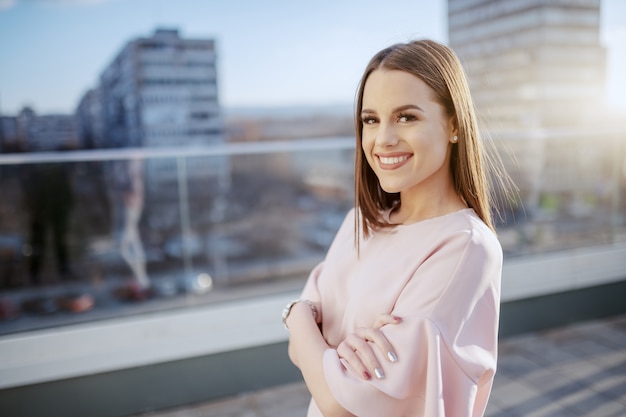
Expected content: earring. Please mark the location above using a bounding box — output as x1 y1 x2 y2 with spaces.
451 135 458 143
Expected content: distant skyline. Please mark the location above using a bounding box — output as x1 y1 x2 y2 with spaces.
0 0 625 115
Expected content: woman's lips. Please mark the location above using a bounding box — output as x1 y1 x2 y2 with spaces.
377 153 412 169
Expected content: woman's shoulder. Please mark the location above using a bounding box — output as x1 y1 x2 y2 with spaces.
437 210 503 295
458 209 503 259
407 208 502 265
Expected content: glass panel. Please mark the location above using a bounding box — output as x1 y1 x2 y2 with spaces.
495 130 626 256
0 140 355 335
0 130 625 335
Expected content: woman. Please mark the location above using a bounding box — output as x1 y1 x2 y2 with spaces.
284 39 504 417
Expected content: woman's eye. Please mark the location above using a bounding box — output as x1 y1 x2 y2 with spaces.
398 114 415 123
362 117 377 125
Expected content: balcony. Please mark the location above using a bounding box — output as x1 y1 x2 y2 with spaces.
0 130 625 416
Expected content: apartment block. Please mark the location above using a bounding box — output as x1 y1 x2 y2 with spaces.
94 28 230 194
449 0 605 130
99 28 223 148
448 0 610 213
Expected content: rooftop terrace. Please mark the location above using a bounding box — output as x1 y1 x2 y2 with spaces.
137 314 626 417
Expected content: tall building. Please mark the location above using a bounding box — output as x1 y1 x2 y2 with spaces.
93 28 230 244
98 28 223 149
448 0 610 214
93 28 229 189
448 0 606 131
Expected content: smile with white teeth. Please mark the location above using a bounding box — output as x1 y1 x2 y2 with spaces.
379 155 410 165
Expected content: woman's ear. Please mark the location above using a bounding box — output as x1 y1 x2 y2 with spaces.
448 115 458 138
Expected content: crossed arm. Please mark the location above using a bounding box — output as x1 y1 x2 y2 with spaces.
286 301 400 417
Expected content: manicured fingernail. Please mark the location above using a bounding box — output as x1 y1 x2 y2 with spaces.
393 316 402 321
363 371 371 380
374 368 384 379
387 351 398 362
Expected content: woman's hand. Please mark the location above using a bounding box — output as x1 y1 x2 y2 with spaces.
311 300 322 324
336 314 402 380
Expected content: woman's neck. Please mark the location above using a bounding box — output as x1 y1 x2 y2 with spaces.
390 184 466 225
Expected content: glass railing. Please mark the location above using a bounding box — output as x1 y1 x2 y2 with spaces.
0 138 355 334
490 128 626 256
0 129 624 335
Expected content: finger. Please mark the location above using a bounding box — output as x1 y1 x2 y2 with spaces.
357 327 399 364
337 338 373 380
350 334 383 377
344 332 388 379
341 334 384 379
373 314 402 328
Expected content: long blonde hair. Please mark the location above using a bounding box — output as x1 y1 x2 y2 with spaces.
354 39 502 240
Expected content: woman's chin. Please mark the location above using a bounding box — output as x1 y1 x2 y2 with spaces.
379 183 403 194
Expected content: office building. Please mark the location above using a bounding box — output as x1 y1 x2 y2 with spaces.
448 0 609 212
448 0 605 130
99 28 223 149
95 28 230 201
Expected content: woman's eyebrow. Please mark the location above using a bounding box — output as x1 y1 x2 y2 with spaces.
392 104 425 113
361 104 425 114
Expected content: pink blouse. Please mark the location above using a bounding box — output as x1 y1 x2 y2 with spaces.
300 208 502 417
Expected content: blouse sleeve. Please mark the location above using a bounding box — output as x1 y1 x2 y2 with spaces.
300 261 324 302
300 208 355 303
322 227 502 417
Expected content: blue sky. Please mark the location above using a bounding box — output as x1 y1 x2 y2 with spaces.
0 0 624 115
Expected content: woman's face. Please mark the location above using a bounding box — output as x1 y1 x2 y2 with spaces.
360 69 455 197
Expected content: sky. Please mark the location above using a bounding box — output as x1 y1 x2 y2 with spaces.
0 0 624 115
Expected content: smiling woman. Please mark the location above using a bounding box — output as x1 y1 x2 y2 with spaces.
284 39 507 417
359 69 463 222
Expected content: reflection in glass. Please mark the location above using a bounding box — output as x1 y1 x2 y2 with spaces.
110 158 150 299
0 133 624 334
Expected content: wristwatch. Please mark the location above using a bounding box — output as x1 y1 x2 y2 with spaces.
282 299 318 330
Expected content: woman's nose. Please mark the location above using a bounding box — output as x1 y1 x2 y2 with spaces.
376 123 399 147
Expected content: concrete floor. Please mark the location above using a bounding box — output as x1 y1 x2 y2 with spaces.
135 313 626 417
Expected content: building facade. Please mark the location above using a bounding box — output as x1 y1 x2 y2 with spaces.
97 29 231 284
98 28 223 149
448 0 610 214
94 28 230 228
0 107 77 152
448 0 606 131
